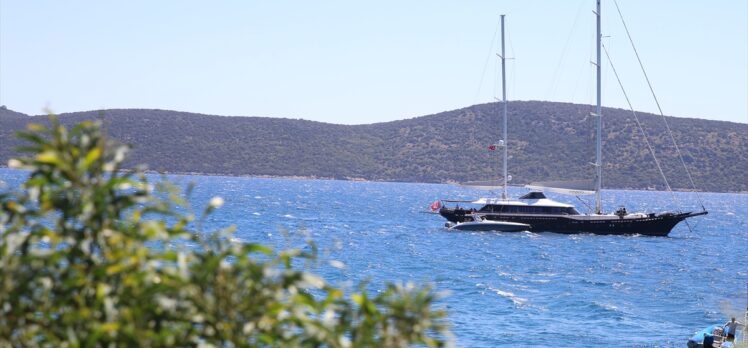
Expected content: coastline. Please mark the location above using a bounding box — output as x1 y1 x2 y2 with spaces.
2 165 744 195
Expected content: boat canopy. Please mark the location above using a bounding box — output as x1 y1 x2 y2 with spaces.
519 192 546 199
524 179 595 195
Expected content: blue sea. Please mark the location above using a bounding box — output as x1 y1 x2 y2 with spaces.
1 169 746 347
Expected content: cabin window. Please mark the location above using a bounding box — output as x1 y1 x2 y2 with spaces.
481 205 579 214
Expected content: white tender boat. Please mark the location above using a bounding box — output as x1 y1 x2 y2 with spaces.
446 214 530 232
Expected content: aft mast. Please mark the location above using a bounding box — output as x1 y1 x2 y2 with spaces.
500 14 508 200
593 0 603 214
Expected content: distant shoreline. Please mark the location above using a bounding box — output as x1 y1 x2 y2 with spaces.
3 101 746 193
2 165 745 195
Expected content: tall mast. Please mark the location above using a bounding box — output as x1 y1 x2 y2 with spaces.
500 14 508 200
594 0 603 214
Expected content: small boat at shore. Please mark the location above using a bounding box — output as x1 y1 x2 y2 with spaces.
446 214 530 232
687 323 744 348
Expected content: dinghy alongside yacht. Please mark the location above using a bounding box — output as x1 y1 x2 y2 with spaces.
445 213 529 232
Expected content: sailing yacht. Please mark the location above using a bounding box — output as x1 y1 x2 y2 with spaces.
438 1 707 236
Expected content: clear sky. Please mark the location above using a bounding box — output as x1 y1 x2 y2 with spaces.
1 0 746 125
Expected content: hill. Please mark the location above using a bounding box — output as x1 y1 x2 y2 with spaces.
1 102 746 192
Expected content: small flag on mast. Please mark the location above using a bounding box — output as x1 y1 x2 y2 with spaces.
430 200 441 212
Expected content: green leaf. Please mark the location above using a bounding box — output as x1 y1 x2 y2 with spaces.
83 147 101 168
35 150 61 165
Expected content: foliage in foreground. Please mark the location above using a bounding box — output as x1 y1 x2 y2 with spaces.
0 116 450 347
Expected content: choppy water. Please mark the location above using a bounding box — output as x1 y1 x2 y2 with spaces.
1 169 746 347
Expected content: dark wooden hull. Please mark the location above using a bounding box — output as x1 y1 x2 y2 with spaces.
439 208 707 237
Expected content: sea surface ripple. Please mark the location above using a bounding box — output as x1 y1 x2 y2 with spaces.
1 169 746 347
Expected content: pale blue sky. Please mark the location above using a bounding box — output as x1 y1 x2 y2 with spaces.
1 0 746 124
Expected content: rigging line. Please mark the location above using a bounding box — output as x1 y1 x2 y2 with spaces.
683 217 695 235
683 217 696 235
473 19 501 105
504 23 516 103
601 44 680 207
490 26 498 103
603 44 693 235
576 195 593 213
507 24 516 97
613 0 706 211
569 51 589 103
545 0 588 100
587 22 595 108
468 19 501 155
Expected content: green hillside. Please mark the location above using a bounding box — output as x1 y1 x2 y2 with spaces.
1 102 745 192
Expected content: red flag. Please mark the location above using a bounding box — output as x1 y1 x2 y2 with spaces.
488 145 496 151
430 200 441 212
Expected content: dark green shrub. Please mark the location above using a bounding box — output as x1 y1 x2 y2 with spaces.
0 115 450 347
